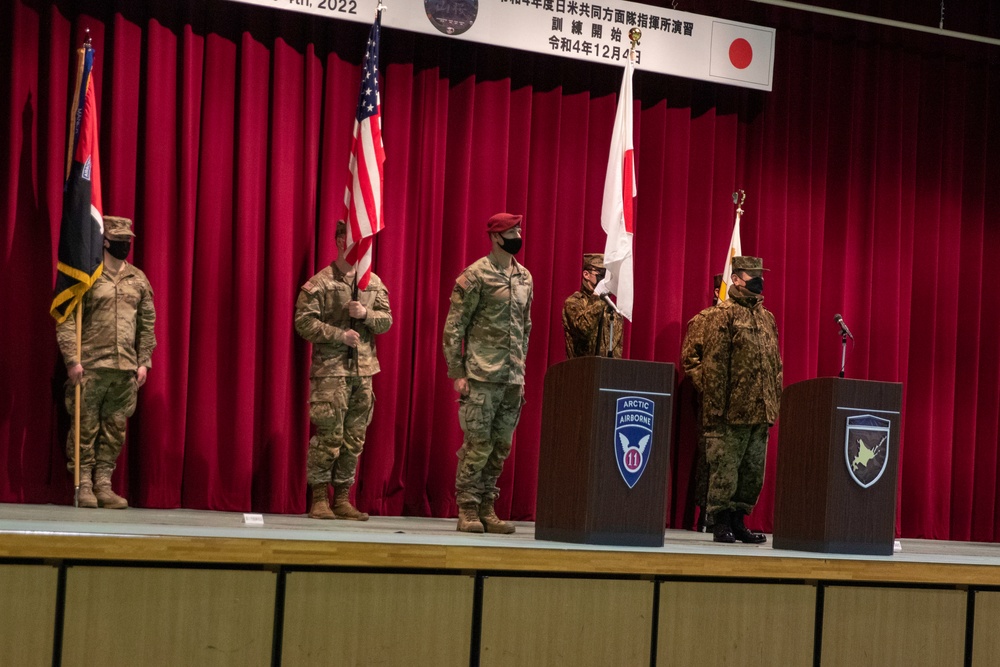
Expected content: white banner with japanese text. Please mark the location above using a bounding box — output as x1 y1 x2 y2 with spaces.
225 0 775 91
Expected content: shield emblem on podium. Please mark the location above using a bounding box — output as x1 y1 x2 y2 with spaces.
424 0 479 36
614 396 655 488
844 414 891 489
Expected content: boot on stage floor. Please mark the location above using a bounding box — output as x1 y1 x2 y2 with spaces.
333 485 369 521
479 500 515 534
308 484 335 520
456 503 484 533
93 469 128 509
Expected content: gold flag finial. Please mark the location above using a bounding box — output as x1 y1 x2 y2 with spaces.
732 189 746 216
628 27 642 48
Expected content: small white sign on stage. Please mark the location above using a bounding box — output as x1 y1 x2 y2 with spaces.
224 0 775 91
243 513 265 525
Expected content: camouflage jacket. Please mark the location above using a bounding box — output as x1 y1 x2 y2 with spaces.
701 286 782 426
562 282 623 359
56 263 157 371
442 253 533 385
680 306 717 393
294 264 392 377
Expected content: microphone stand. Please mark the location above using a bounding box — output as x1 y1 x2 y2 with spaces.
600 293 622 358
607 311 615 358
347 274 359 372
839 332 847 378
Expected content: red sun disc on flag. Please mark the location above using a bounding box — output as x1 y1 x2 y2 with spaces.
729 38 753 69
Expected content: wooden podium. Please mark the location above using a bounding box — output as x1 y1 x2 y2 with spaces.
773 377 903 555
534 357 674 547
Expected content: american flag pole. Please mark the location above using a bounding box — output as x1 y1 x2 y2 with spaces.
342 4 386 368
342 4 386 291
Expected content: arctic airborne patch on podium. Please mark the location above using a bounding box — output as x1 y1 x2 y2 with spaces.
614 396 655 489
844 414 891 489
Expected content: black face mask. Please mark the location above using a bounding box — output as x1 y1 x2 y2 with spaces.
106 239 131 260
497 236 523 255
745 276 764 294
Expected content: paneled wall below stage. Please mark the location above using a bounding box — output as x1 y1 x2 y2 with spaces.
0 564 58 667
1 561 993 666
821 586 968 666
62 566 276 666
658 581 816 666
480 577 654 667
282 571 474 666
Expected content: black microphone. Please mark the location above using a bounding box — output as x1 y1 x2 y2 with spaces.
834 313 854 340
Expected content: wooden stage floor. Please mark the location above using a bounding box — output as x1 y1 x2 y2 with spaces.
2 503 1000 585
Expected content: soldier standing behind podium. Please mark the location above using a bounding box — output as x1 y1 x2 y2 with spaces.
294 220 393 521
680 273 723 531
562 253 623 359
701 256 782 544
56 216 156 509
443 213 533 534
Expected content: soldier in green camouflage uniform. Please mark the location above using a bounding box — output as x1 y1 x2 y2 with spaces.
56 216 156 509
562 253 623 359
443 212 532 534
680 273 722 531
700 257 782 544
294 221 392 521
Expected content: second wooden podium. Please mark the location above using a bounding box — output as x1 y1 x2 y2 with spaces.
535 357 674 547
773 377 903 555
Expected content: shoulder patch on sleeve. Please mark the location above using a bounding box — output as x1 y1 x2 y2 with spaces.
456 273 470 291
302 279 320 294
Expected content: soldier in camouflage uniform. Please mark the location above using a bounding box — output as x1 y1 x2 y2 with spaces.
443 212 532 534
562 253 623 359
294 221 392 521
700 257 782 544
56 216 156 509
680 273 723 531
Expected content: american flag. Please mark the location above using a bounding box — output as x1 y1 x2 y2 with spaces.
342 9 386 290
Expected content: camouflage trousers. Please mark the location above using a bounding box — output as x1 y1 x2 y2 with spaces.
64 369 137 475
306 375 374 487
704 423 770 521
694 431 708 508
455 380 524 507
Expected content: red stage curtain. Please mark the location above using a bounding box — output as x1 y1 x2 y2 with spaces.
3 0 1000 541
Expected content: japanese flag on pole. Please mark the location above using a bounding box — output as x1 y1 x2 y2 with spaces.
596 55 636 321
341 8 385 290
718 210 743 302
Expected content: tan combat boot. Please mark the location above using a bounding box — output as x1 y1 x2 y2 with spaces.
456 503 484 533
76 468 97 508
308 484 335 520
93 469 128 509
332 485 369 521
479 500 515 534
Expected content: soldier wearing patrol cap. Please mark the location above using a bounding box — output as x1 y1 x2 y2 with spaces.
294 220 393 521
700 256 782 544
442 212 533 534
56 215 156 509
562 253 623 359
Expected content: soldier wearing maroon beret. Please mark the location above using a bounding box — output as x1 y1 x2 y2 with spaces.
442 212 533 534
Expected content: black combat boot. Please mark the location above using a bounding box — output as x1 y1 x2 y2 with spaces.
731 510 767 544
712 509 735 543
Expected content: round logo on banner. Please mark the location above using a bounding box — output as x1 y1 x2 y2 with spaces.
729 38 753 70
425 0 479 36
